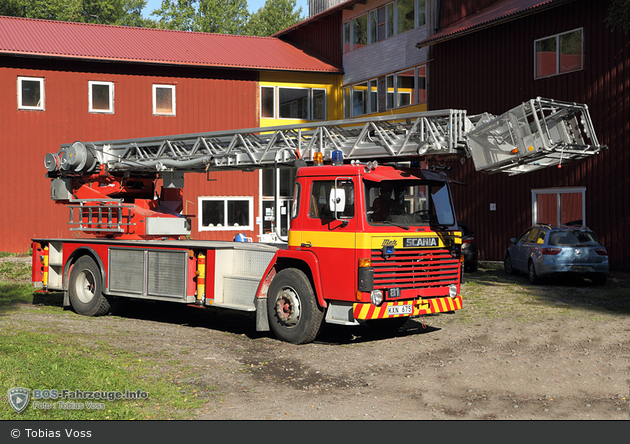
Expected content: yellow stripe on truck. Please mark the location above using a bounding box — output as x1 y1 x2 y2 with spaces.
288 231 457 250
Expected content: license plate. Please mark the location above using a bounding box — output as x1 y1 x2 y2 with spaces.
570 265 590 273
387 304 412 316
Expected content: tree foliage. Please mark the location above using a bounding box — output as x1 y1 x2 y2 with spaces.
245 0 304 37
607 0 630 33
152 0 250 34
0 0 157 27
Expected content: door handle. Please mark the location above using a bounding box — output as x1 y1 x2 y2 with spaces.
301 242 312 248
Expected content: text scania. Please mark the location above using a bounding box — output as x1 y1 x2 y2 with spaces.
403 237 439 248
25 429 92 438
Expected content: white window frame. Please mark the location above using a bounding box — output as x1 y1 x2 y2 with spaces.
261 86 326 121
198 196 254 232
88 81 114 113
18 76 45 110
531 187 586 226
153 84 176 116
534 28 584 79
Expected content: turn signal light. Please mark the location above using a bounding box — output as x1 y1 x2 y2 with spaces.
594 248 608 256
542 247 562 255
358 258 372 267
510 148 519 154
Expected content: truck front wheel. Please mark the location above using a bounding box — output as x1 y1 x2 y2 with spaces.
267 268 324 344
69 256 111 316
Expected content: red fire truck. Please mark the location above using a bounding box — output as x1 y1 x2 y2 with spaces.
31 98 603 344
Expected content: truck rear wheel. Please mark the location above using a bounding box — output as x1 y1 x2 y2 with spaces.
267 268 324 344
69 256 111 316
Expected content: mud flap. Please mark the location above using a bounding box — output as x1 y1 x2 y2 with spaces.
256 297 269 331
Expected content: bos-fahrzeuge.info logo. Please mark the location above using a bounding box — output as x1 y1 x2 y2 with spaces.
7 387 149 413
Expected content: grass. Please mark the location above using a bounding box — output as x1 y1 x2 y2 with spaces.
0 255 213 420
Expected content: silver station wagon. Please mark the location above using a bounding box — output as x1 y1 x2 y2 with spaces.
504 224 609 285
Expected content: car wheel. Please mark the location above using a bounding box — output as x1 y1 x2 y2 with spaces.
504 253 516 275
69 255 111 316
528 260 541 284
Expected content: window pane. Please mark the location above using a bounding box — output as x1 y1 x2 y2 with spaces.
369 79 378 113
227 200 249 227
417 0 426 26
535 37 557 78
397 0 415 34
387 3 394 38
155 86 174 114
353 15 367 49
201 200 225 227
20 79 42 108
344 87 352 118
386 75 394 109
312 89 326 120
536 193 557 225
397 69 415 107
369 10 378 44
343 21 351 53
377 6 386 41
261 87 274 118
560 30 582 73
417 65 427 103
560 192 583 225
91 83 111 111
279 88 309 119
353 82 368 116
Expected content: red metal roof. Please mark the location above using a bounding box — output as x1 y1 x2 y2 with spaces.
0 15 342 72
416 0 572 48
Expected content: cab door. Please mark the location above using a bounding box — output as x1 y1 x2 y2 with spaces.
299 178 357 301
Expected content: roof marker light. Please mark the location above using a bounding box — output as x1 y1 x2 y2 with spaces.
313 152 323 166
331 150 343 165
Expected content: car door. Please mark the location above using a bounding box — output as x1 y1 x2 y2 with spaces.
512 228 537 272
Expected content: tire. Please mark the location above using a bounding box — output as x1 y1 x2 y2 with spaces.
504 253 515 275
267 268 324 344
528 260 542 285
68 256 111 316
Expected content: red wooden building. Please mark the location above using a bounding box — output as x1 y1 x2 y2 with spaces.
0 16 341 253
417 0 629 271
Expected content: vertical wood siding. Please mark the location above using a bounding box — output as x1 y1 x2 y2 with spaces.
430 0 630 270
0 58 259 252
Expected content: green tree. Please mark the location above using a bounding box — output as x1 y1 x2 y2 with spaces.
152 0 250 34
0 0 156 26
607 0 630 32
245 0 304 36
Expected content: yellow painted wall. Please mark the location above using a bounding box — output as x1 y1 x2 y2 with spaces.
258 72 343 127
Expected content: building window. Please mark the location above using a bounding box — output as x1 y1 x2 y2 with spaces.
344 65 427 117
532 188 586 226
18 76 44 110
535 28 583 79
343 0 424 52
153 84 176 115
262 87 326 121
261 86 275 118
198 197 253 231
352 14 368 50
89 81 114 113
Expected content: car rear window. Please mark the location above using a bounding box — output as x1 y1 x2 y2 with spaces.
548 231 600 246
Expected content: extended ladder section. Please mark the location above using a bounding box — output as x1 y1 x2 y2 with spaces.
465 98 605 175
44 97 605 177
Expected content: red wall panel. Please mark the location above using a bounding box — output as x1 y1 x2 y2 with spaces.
0 58 258 252
430 0 630 270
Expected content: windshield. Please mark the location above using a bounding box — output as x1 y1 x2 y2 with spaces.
364 179 456 228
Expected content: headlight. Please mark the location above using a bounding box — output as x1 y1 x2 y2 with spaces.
449 284 458 298
370 290 383 306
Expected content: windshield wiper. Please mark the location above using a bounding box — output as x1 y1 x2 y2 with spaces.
382 220 409 230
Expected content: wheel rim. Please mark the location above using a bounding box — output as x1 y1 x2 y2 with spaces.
74 269 96 304
274 287 301 326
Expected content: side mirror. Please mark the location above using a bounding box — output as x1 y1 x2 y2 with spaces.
329 187 346 215
510 237 517 244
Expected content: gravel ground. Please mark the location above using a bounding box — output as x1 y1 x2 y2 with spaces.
2 259 629 420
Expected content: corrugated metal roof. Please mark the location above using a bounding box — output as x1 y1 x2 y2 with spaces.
0 15 342 72
416 0 573 48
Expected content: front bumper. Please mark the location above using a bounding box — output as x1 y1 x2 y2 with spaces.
353 295 463 320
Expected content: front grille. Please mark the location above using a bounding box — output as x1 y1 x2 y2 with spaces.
371 248 460 290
